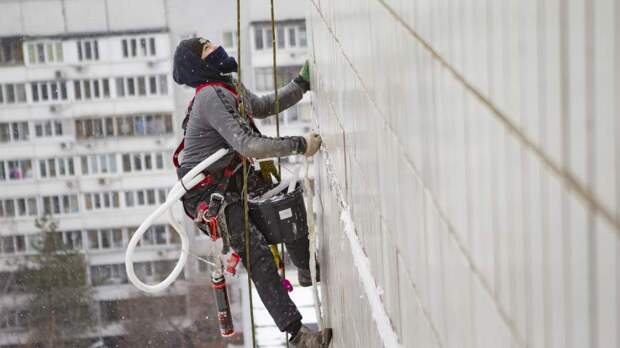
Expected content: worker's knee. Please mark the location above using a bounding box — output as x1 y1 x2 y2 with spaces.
230 230 273 270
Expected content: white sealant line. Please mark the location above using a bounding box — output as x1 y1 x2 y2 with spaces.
320 147 401 348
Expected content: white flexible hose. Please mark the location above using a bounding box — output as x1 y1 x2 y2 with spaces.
125 148 229 293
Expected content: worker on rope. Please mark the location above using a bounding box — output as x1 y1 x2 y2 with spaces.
172 38 332 347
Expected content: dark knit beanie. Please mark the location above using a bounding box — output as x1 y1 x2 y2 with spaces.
179 37 208 58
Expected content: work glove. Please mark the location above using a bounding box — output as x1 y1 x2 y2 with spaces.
299 60 310 82
303 132 322 157
294 60 311 92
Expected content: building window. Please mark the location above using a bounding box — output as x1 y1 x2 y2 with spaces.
277 26 285 48
31 81 68 102
117 114 173 136
83 192 120 211
137 225 170 246
0 83 27 105
223 31 236 49
77 40 99 61
73 78 110 100
80 154 117 175
222 31 237 57
124 188 167 208
0 309 28 329
254 23 306 50
265 28 273 49
254 27 264 50
87 228 123 251
254 67 272 91
254 65 302 91
0 37 24 65
0 235 26 254
90 263 127 286
26 41 63 64
0 159 33 181
122 152 166 173
0 197 38 218
288 27 296 47
0 121 29 143
299 24 307 47
60 230 82 250
39 157 75 179
34 120 63 138
0 122 30 143
76 114 172 139
158 75 168 94
115 75 167 97
121 37 157 58
42 194 79 215
75 117 115 139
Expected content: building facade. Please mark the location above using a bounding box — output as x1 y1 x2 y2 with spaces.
0 22 195 347
308 0 620 347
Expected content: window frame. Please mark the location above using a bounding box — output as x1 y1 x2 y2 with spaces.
120 36 157 59
26 40 64 64
76 39 100 62
0 84 27 105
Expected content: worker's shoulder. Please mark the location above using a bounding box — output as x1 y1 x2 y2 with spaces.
193 85 237 115
195 84 237 102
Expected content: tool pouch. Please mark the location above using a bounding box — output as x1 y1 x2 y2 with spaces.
248 182 309 244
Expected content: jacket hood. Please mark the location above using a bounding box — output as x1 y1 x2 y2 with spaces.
172 42 232 88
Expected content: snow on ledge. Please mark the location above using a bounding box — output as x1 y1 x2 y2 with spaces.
320 147 401 348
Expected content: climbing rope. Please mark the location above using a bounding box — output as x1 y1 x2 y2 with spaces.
235 1 257 347
266 0 290 346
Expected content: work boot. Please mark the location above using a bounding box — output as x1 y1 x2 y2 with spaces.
298 263 320 287
290 325 333 348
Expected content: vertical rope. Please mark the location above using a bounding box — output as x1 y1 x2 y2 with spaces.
235 1 257 347
268 1 288 346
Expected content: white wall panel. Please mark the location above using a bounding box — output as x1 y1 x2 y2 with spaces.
106 0 166 31
64 0 108 33
21 0 65 35
308 0 620 346
0 2 23 35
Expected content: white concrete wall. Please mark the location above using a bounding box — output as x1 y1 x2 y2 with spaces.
308 0 620 347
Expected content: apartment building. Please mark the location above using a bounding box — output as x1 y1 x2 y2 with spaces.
0 0 311 346
0 27 199 346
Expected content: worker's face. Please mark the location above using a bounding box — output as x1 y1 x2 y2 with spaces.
201 41 219 59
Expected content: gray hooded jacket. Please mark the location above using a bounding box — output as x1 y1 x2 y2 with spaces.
180 80 308 173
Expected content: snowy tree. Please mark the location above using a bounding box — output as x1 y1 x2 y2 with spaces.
20 215 96 348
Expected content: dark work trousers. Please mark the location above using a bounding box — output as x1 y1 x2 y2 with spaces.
225 200 309 332
180 166 310 331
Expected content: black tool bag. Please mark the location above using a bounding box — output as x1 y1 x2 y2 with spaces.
248 182 309 244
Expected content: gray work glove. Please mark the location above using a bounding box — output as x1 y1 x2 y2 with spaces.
303 133 322 157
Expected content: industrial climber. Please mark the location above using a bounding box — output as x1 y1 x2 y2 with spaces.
172 37 332 348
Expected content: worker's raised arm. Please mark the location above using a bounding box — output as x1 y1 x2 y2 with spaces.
197 85 307 159
245 61 311 119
